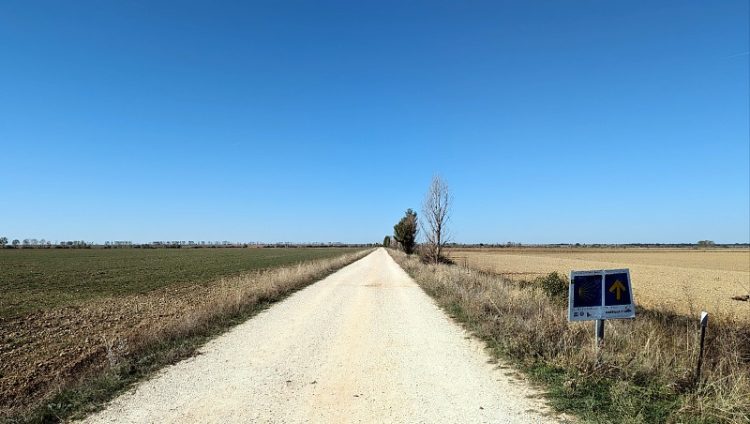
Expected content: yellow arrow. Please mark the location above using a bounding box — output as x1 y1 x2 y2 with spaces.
609 280 626 300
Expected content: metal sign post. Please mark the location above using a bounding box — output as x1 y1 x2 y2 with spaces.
695 311 709 386
568 269 636 354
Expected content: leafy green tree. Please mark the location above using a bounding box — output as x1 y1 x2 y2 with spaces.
394 209 418 254
12 239 20 248
383 235 391 247
0 237 7 248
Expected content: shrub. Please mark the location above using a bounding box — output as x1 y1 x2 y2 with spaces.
534 272 568 304
389 250 750 423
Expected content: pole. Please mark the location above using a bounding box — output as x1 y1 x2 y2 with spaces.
695 311 709 386
593 319 605 364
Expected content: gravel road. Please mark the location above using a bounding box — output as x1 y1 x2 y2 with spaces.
84 248 560 423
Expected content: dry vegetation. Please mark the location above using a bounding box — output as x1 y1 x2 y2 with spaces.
1 249 371 422
0 247 361 317
390 249 750 423
449 248 750 318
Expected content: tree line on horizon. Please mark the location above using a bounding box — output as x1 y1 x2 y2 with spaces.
381 177 738 257
0 238 376 249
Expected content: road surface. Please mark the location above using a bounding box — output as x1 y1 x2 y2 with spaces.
85 248 559 423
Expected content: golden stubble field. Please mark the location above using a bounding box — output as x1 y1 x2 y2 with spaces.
450 248 750 318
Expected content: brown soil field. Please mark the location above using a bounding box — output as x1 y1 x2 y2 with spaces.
450 248 750 318
0 250 370 420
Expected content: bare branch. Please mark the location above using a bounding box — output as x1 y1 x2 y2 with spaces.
421 175 452 264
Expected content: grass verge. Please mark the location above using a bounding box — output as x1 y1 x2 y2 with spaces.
3 249 372 423
389 249 749 423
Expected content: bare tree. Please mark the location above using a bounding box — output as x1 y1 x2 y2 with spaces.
421 175 451 264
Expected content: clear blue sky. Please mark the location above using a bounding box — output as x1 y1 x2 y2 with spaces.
1 1 748 244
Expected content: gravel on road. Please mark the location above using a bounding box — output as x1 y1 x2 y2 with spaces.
84 248 560 423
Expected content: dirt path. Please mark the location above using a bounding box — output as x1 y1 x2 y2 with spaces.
84 248 559 423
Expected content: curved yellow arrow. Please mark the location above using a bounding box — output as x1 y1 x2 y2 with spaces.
609 280 626 301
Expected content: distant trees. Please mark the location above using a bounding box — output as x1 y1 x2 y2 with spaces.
697 240 715 247
0 239 375 249
421 175 452 264
383 235 392 248
393 209 418 254
3 238 59 248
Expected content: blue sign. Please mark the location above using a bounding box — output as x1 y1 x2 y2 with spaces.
572 274 602 308
604 272 631 306
568 269 636 321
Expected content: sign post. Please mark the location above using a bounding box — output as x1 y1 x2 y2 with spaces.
568 269 636 352
695 311 709 386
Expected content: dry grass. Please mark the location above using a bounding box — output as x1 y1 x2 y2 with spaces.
391 250 750 423
449 248 750 319
1 249 372 422
0 247 361 317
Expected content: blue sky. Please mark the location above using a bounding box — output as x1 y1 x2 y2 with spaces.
1 1 748 244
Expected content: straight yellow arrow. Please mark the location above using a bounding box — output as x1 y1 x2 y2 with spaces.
609 280 626 300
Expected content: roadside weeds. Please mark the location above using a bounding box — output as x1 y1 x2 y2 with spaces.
2 249 372 423
388 249 750 424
